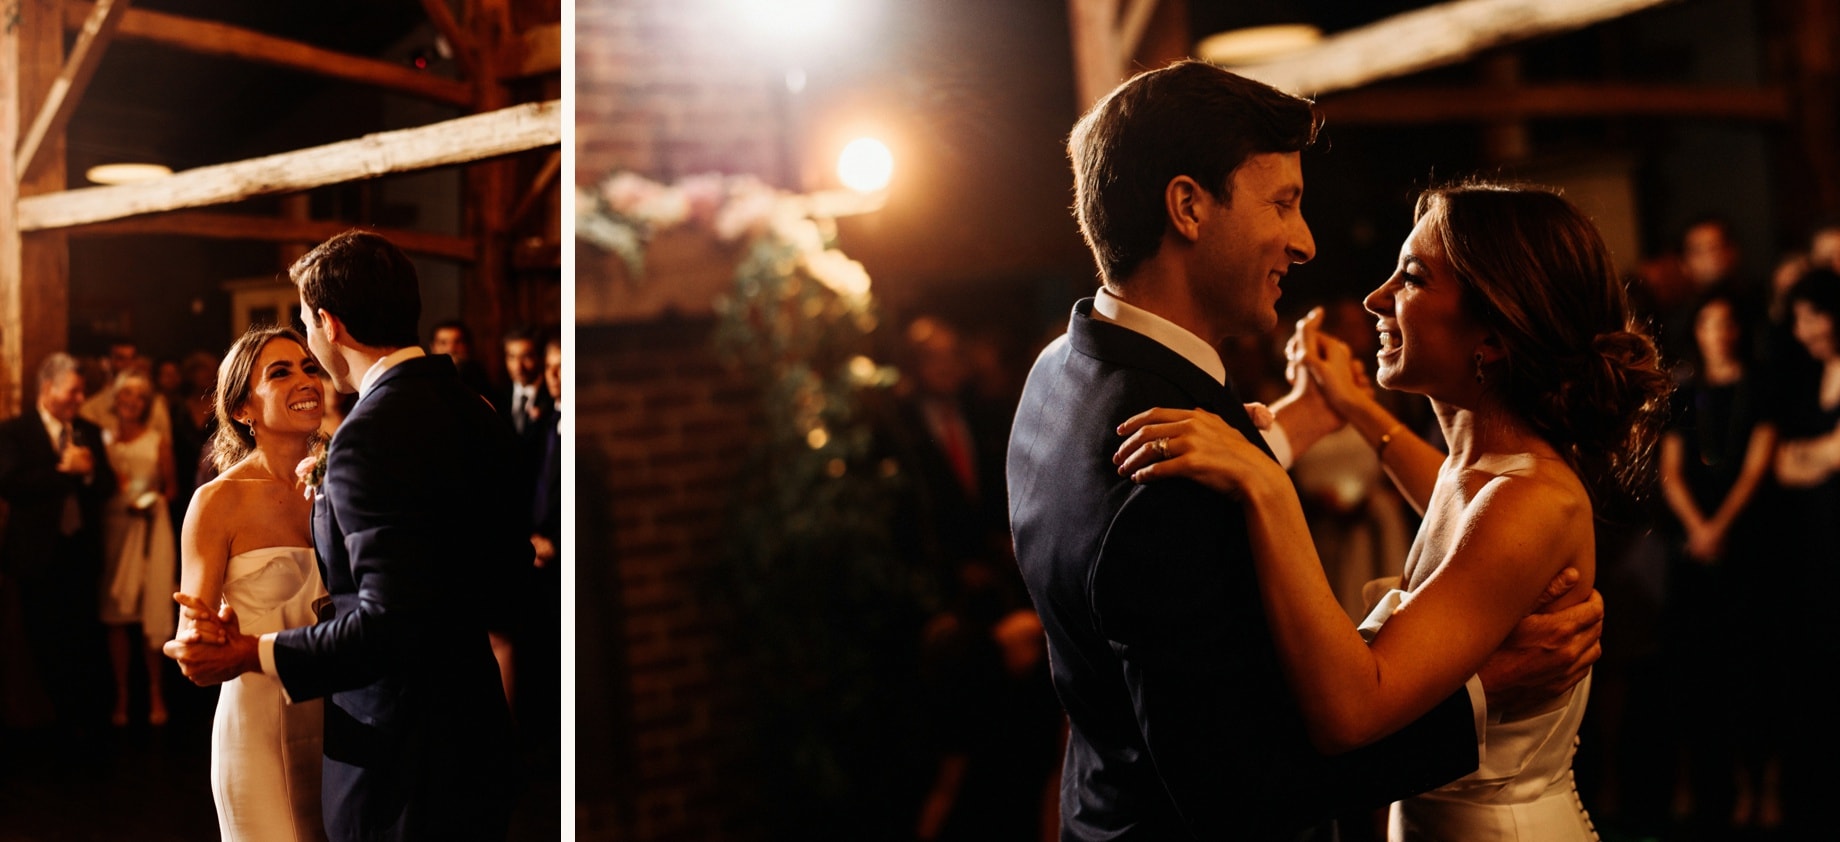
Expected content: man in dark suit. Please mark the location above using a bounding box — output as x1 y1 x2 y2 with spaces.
168 231 525 839
429 318 495 399
0 352 117 735
498 324 553 440
1007 61 1603 840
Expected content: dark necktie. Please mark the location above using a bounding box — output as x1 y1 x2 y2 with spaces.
57 426 81 535
513 390 529 434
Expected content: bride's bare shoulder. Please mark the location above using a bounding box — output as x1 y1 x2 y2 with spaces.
1465 454 1590 524
190 463 263 512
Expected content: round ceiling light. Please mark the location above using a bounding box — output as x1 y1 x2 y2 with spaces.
1196 24 1324 66
85 162 174 185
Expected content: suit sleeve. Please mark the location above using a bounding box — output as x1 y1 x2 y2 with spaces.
1094 479 1476 838
271 414 444 700
0 422 80 504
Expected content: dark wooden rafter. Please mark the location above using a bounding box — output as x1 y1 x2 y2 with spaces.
62 211 476 262
1068 0 1190 109
510 149 561 230
62 1 474 106
16 0 128 182
419 0 479 82
1318 83 1791 124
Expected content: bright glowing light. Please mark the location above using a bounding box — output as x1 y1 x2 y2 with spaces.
85 162 173 185
733 0 844 46
836 138 893 193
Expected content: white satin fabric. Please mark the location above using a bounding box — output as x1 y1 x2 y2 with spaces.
210 546 329 842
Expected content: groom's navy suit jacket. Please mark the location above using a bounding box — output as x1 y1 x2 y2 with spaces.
1008 301 1478 840
274 354 525 840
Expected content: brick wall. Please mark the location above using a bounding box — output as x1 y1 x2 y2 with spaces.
575 0 789 189
576 1 789 838
575 316 757 840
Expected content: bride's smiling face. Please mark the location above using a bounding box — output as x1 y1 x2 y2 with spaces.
1363 214 1491 399
238 339 325 438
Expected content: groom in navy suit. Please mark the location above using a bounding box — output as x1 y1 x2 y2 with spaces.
1008 61 1604 840
168 230 526 839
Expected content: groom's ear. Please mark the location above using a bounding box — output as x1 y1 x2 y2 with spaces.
317 309 348 344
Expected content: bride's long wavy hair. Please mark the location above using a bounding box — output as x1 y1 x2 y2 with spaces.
208 325 325 471
1416 180 1672 516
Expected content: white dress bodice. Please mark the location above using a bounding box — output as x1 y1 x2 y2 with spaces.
211 546 328 842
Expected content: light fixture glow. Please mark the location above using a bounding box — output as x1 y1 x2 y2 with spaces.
836 138 892 193
1196 24 1324 65
86 162 173 185
733 0 844 46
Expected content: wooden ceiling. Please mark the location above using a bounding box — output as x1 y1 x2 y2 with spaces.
1 0 563 412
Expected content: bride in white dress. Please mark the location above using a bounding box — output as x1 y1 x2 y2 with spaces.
1114 182 1671 840
176 326 329 841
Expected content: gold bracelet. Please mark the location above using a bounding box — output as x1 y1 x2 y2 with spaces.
1375 422 1407 458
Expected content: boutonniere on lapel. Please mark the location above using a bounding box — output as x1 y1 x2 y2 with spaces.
294 441 329 501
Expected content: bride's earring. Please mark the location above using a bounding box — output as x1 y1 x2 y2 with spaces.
1474 352 1486 384
240 418 256 438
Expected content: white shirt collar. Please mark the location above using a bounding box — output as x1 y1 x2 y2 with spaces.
358 346 427 398
37 405 64 446
1091 288 1227 385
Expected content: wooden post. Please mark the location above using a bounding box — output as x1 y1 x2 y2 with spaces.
2 0 23 414
465 0 515 382
16 0 70 413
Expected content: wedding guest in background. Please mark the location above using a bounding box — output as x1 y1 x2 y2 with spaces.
1658 216 1749 368
1766 267 1840 837
518 330 563 770
1656 287 1778 835
0 352 118 743
82 339 171 442
1806 216 1840 273
499 324 553 437
430 318 494 399
884 314 1013 591
98 370 178 729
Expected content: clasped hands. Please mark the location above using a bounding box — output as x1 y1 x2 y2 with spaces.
162 592 261 686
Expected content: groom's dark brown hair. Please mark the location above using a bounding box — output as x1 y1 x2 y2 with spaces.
290 229 422 349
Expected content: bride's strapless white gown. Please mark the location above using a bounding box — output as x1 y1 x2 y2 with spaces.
1362 588 1599 842
212 547 328 842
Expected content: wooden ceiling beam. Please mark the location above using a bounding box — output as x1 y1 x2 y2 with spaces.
419 0 479 83
61 210 476 262
505 22 561 78
1319 83 1791 124
17 99 561 231
63 1 474 107
17 0 129 182
1068 0 1189 109
510 149 560 230
1227 0 1678 97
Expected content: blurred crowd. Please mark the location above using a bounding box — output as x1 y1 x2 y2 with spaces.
0 319 563 771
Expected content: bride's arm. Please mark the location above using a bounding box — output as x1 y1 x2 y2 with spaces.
1116 412 1581 754
175 482 231 640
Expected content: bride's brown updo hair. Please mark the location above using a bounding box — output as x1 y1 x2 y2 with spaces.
208 325 319 471
1416 180 1671 513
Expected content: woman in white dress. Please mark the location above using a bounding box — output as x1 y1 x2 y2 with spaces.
100 370 178 727
1114 182 1671 840
177 325 329 841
